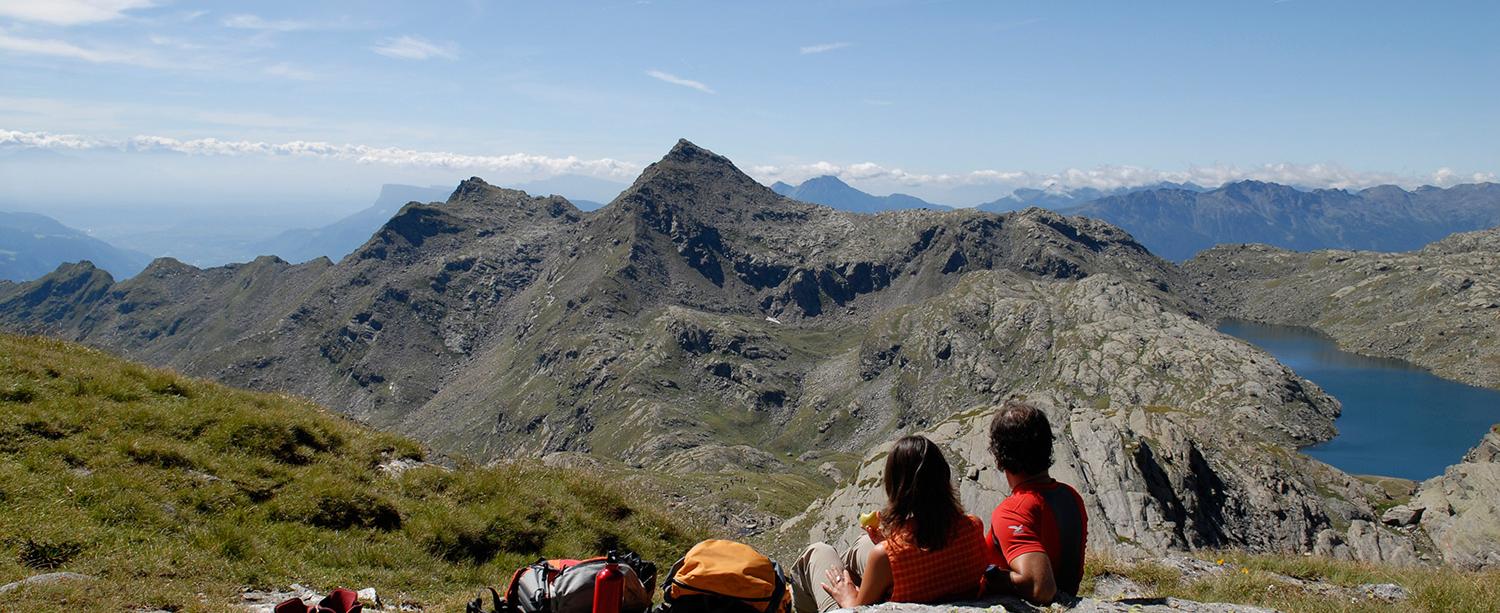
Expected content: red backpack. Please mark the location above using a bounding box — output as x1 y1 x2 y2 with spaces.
274 587 362 613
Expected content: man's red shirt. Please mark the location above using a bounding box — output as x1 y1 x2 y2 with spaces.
984 478 1088 596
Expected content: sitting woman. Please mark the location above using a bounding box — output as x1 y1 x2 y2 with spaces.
790 435 989 612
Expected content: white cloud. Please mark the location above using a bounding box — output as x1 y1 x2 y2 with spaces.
147 34 202 50
1431 167 1498 187
645 69 714 94
800 42 852 55
222 13 310 32
0 128 642 180
750 159 1496 193
372 35 457 60
0 128 97 150
4 127 1494 192
0 0 153 25
0 30 167 67
262 62 316 81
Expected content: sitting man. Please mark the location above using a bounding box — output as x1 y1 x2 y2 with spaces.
983 399 1088 603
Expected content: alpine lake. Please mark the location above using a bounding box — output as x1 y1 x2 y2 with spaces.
1219 319 1500 481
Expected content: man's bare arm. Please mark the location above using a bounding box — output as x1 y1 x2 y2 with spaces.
1008 551 1057 603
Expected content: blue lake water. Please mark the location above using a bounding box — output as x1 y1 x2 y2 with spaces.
1218 319 1500 481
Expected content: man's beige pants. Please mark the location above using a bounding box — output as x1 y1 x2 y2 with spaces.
789 535 877 613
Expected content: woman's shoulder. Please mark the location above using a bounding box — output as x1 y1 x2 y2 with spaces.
956 514 985 538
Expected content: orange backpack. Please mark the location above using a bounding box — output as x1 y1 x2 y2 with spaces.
658 540 790 613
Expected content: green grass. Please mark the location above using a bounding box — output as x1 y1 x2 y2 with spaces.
1356 475 1417 514
0 335 704 611
1084 549 1500 613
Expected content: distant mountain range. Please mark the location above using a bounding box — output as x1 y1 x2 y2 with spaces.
976 182 1207 213
509 174 627 211
253 184 453 264
0 211 151 282
257 176 626 264
771 176 949 212
1064 180 1500 261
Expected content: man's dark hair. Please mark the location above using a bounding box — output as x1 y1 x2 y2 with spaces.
988 399 1054 476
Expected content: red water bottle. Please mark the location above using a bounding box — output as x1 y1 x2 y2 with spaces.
592 551 623 613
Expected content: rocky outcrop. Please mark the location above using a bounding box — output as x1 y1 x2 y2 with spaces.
1311 520 1419 566
1412 425 1500 569
784 273 1396 562
1183 227 1500 390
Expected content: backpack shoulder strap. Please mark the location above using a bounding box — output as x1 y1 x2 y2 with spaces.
765 561 788 613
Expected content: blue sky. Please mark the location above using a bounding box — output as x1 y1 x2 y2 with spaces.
1 0 1498 219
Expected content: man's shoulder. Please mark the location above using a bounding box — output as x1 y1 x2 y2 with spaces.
1045 479 1081 493
995 489 1044 516
1051 481 1087 507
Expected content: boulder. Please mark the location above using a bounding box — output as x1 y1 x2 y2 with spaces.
1344 520 1419 566
0 572 93 595
1414 425 1500 569
1358 583 1410 602
1380 504 1423 527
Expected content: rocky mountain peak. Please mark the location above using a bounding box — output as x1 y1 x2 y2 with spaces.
450 176 494 201
134 257 200 281
661 138 719 164
801 175 851 189
601 140 820 239
627 139 767 193
1219 179 1287 197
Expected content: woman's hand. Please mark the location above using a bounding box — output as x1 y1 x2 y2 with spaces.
820 567 859 609
863 524 885 545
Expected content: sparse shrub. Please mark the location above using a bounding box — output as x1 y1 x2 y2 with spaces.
125 439 197 469
1 383 36 403
22 418 74 439
105 388 143 402
143 372 193 398
372 438 426 465
232 476 283 503
568 478 636 520
225 420 343 464
397 465 457 499
273 486 402 531
309 490 401 530
17 536 85 569
178 480 247 515
89 489 168 528
203 522 259 561
421 508 552 563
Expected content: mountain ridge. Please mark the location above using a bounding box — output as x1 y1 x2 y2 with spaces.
0 211 152 282
0 139 1448 564
772 174 949 213
1064 180 1500 261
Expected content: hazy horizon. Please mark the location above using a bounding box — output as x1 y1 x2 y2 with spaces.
3 0 1498 224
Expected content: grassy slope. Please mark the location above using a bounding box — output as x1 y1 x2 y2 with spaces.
0 335 703 611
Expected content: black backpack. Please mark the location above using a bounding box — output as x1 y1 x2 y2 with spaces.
467 551 657 613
